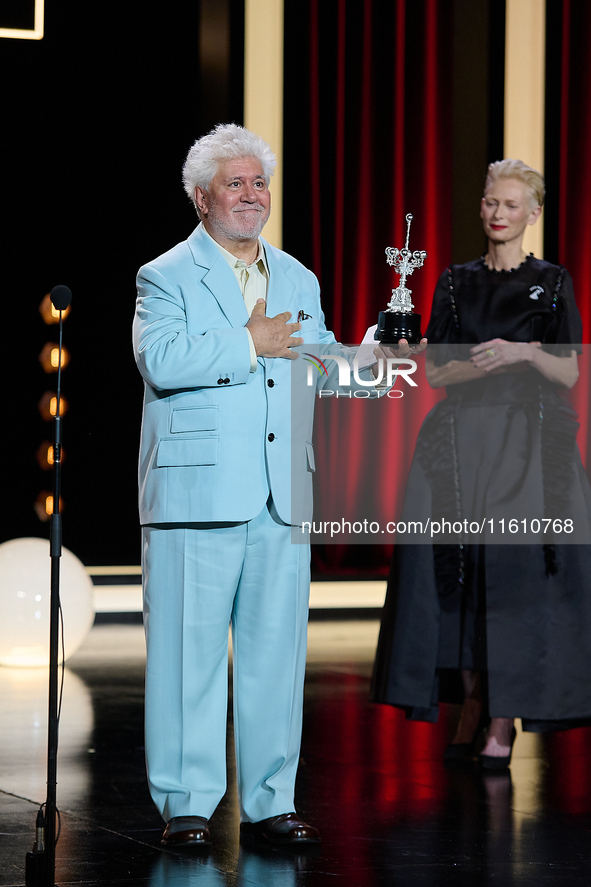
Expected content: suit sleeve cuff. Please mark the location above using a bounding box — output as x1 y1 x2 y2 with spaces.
245 328 258 373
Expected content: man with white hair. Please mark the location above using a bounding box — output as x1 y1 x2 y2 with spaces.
133 124 415 849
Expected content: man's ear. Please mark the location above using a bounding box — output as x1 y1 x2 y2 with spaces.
195 186 208 217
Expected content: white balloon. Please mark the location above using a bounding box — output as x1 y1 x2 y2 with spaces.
0 537 95 667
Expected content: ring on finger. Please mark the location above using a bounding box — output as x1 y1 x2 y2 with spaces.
486 348 495 357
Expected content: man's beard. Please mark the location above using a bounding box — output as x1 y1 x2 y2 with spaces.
208 203 270 242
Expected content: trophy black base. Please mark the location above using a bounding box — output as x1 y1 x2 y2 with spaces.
375 311 423 345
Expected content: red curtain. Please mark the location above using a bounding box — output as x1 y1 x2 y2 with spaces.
556 0 591 467
285 0 453 575
304 0 453 345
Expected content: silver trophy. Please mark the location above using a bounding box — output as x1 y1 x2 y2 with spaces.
375 213 427 344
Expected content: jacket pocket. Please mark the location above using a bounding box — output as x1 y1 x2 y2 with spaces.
156 437 218 466
170 406 218 434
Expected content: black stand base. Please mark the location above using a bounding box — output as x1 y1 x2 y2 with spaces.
375 310 422 345
25 851 45 885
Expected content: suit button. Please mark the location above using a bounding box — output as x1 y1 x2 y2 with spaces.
267 379 275 387
268 433 275 442
217 378 224 385
224 378 230 384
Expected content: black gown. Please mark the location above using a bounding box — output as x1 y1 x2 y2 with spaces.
371 256 591 731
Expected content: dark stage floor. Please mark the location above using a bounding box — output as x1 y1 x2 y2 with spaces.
2 621 591 886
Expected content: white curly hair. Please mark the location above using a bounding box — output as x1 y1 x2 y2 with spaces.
182 123 276 214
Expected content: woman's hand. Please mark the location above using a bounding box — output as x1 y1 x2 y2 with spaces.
470 338 579 388
424 338 534 389
470 338 541 372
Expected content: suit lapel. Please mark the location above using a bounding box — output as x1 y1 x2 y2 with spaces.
260 242 302 375
187 225 249 328
186 228 299 330
262 239 297 322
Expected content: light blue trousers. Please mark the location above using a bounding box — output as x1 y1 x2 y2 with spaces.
142 504 310 823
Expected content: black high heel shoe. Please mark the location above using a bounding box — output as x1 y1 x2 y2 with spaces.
479 727 517 771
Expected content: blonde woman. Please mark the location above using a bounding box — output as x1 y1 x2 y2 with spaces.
372 160 591 768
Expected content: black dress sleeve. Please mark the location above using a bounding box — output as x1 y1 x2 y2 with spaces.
542 269 583 354
425 269 456 343
425 267 463 366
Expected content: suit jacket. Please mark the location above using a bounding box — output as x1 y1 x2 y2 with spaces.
133 224 350 526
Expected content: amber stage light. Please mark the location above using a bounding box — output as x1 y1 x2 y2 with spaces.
39 293 71 325
33 491 64 523
35 440 66 470
38 343 71 374
38 392 69 421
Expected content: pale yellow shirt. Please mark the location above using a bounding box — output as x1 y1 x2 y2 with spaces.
203 225 269 372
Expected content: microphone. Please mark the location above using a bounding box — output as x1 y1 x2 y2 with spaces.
50 285 72 311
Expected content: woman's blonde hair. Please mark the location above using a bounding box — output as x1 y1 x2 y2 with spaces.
484 159 545 207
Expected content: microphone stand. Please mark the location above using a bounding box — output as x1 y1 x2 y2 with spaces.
44 308 64 884
26 286 71 887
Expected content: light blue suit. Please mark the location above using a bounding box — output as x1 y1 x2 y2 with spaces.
133 224 364 823
134 224 339 527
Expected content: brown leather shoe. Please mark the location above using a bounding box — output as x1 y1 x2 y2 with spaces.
161 815 211 848
240 812 320 846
